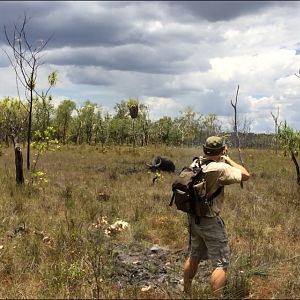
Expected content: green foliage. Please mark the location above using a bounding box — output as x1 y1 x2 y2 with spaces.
31 170 48 185
48 71 58 87
278 121 300 152
54 99 76 144
31 126 59 153
174 107 204 146
114 100 130 118
153 171 164 183
109 117 131 144
150 116 174 145
30 126 59 185
277 121 300 184
0 97 27 141
69 100 102 145
33 96 55 134
127 97 139 108
0 97 278 148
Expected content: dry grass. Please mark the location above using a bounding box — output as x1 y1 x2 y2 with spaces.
0 144 299 298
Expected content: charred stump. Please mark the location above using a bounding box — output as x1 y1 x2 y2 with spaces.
291 150 300 185
12 135 24 185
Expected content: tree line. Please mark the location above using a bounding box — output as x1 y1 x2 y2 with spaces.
2 14 299 186
0 95 275 149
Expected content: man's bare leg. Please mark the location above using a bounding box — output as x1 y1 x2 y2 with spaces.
211 267 227 297
183 256 200 293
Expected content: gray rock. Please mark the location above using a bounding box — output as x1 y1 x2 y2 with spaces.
150 244 161 253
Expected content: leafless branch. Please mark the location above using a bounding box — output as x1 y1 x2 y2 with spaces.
3 14 56 171
231 84 244 188
271 106 280 154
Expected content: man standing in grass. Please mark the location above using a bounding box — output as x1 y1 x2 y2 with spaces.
183 136 250 297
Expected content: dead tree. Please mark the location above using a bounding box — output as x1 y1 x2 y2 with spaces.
3 14 56 171
231 84 244 188
271 107 280 155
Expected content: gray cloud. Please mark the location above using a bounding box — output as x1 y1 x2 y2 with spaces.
67 66 175 98
0 1 292 49
2 1 260 50
0 2 67 44
46 43 210 75
0 2 142 47
0 1 300 132
0 1 64 23
0 48 10 67
165 1 293 22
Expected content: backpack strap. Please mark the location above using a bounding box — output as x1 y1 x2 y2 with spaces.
202 159 214 166
200 159 223 201
169 193 175 207
207 186 223 202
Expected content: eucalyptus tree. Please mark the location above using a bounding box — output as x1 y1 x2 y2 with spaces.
32 95 55 136
202 113 222 139
0 97 27 145
3 14 57 170
54 99 76 144
134 103 151 146
150 116 174 145
72 101 98 145
114 100 129 119
109 100 131 145
93 108 109 146
174 107 202 146
125 100 151 146
278 121 300 185
83 101 98 144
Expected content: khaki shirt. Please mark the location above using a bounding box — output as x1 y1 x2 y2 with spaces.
190 157 242 217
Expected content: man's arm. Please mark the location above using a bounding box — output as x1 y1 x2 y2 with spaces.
221 156 250 181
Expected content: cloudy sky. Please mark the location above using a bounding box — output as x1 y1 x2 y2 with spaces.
0 1 300 133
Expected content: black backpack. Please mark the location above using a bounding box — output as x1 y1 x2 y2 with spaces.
169 159 223 217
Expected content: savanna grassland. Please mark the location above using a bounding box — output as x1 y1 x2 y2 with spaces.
0 144 299 299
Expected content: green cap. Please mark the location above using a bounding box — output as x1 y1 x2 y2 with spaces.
203 136 225 152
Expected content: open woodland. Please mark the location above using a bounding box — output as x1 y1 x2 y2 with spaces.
0 143 299 299
1 13 300 299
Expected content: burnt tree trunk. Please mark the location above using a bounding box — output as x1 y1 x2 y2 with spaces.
26 86 33 171
12 135 24 185
291 149 300 185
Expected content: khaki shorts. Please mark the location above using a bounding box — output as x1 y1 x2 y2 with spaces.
188 214 230 268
